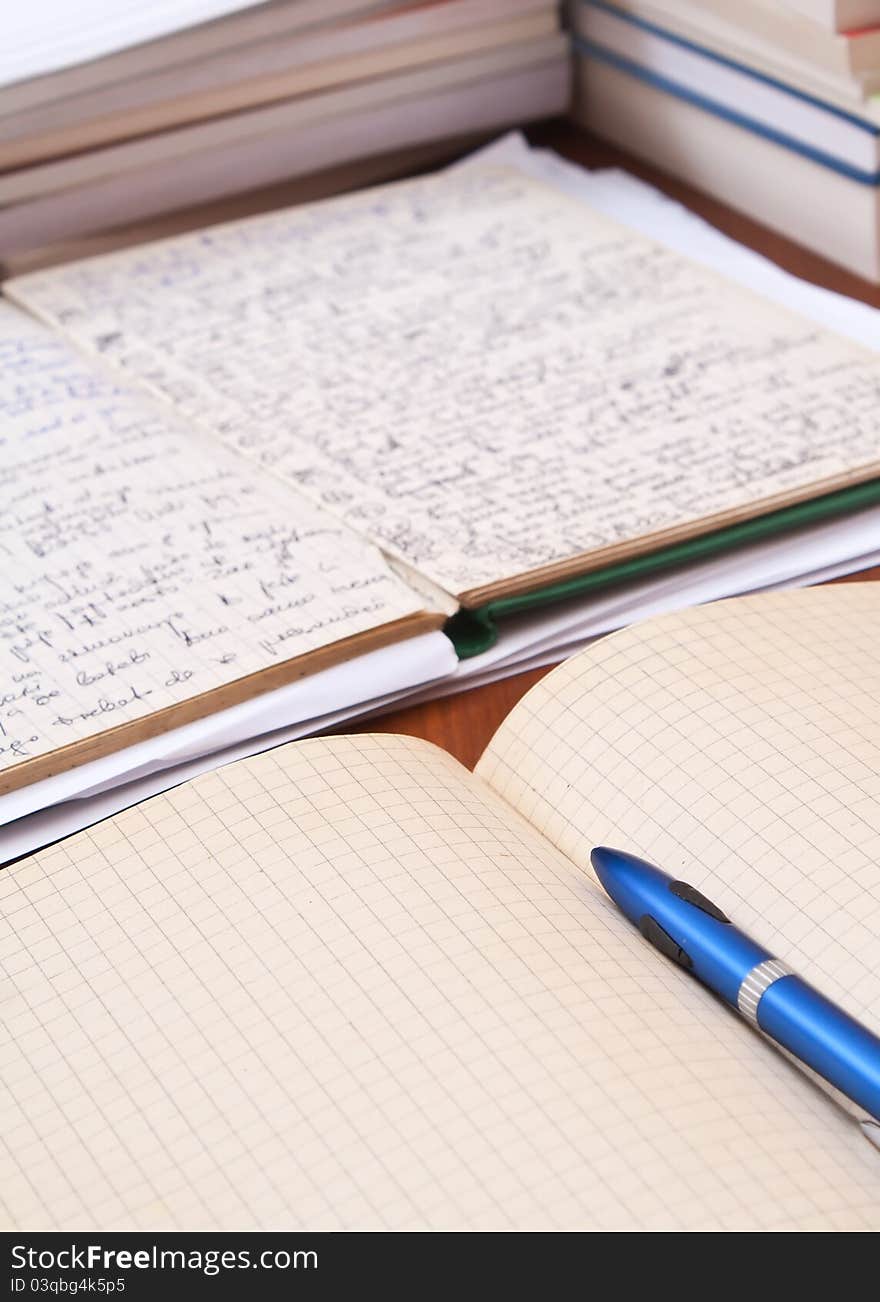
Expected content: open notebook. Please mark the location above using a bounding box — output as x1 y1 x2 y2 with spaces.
2 583 879 1231
3 161 880 800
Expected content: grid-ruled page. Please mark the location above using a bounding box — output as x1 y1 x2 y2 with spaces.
0 303 430 792
479 584 880 1035
1 733 877 1231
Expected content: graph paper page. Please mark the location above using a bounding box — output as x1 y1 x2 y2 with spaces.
479 585 880 1035
2 733 877 1231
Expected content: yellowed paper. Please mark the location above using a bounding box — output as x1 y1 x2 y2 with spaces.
1 732 877 1230
479 584 880 1031
9 167 880 598
0 306 428 780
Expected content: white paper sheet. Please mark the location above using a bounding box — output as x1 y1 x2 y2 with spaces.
2 632 455 821
1 1 267 88
0 632 456 848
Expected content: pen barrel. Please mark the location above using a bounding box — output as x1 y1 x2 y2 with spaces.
756 975 880 1123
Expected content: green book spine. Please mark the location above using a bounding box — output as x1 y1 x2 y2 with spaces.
446 479 880 658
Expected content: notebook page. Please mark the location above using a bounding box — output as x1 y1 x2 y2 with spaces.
478 585 880 1036
0 304 433 794
8 166 880 603
1 734 877 1231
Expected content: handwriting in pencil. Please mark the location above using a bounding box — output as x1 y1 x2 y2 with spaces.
14 169 880 594
0 311 423 773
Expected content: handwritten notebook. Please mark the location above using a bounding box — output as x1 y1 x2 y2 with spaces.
2 583 879 1231
3 162 880 797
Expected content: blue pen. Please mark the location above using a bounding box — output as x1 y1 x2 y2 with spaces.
591 846 880 1123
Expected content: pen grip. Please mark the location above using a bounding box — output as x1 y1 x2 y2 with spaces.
757 975 880 1123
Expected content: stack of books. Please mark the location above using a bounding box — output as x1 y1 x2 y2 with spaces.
0 0 567 265
571 0 880 280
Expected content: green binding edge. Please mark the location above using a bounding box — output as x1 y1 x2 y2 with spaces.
445 478 880 658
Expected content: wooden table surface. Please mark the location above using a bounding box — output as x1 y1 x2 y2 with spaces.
346 120 880 771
